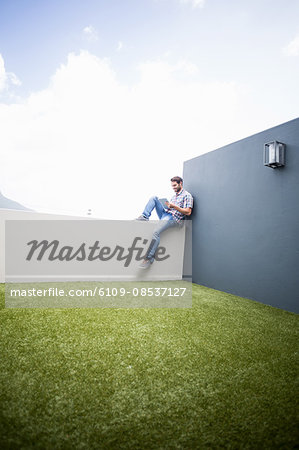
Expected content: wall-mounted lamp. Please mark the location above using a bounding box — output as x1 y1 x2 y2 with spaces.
264 141 286 169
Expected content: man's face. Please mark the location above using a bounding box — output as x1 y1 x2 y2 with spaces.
171 181 182 193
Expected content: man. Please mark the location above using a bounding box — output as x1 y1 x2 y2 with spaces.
136 176 193 269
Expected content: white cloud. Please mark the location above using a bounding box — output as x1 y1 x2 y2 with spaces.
284 34 299 56
0 51 246 219
174 60 199 75
180 0 205 9
155 0 205 9
82 25 99 42
0 54 21 93
117 41 124 52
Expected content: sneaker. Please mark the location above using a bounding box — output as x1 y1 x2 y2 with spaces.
135 215 149 221
139 258 153 269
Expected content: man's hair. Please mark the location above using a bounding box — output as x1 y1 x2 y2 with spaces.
171 176 183 184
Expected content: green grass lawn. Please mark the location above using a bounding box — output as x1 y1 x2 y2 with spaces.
0 283 298 449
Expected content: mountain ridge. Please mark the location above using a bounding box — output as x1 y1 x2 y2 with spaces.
0 191 33 211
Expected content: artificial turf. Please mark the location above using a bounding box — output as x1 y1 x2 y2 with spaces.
0 283 298 449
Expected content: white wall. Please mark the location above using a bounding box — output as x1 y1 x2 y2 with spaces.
0 209 88 283
1 209 187 283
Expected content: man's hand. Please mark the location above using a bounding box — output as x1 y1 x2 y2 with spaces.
165 202 192 216
166 201 192 216
166 202 175 209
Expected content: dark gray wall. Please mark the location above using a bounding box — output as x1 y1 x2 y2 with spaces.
183 118 299 313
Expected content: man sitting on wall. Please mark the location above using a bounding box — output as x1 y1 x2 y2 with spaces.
136 176 193 269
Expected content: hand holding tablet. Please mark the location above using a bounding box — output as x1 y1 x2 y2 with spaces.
159 198 169 209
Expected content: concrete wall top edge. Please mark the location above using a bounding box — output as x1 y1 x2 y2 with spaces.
184 117 299 165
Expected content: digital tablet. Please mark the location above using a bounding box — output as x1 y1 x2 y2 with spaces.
159 198 169 209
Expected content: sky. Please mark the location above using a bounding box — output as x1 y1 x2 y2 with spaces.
0 0 298 219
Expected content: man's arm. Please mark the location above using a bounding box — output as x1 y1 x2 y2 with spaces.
166 202 192 216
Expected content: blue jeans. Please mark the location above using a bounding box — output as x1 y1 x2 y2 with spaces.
142 196 178 261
